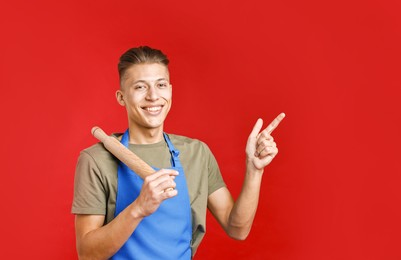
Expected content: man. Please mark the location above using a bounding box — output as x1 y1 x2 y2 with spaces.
72 46 285 259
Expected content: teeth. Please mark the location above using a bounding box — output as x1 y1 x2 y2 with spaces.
146 106 161 112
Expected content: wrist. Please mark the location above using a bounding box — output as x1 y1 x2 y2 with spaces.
245 159 264 176
128 200 146 220
244 164 263 189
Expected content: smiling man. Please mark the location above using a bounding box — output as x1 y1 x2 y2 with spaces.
72 46 285 259
116 62 172 143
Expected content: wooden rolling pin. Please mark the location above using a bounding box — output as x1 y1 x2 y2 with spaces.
91 126 155 179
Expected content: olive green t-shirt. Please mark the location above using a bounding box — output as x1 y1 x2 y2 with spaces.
71 133 226 255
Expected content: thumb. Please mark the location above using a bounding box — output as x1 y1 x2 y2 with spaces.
249 118 263 139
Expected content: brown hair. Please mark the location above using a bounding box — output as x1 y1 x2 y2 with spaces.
118 46 169 80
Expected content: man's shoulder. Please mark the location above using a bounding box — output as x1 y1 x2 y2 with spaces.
79 137 119 163
82 142 107 155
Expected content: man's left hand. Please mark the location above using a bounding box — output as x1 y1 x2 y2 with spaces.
246 113 286 171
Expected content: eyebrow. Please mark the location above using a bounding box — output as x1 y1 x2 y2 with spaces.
132 78 168 84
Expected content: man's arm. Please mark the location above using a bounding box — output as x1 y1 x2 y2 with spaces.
75 169 178 260
208 113 285 240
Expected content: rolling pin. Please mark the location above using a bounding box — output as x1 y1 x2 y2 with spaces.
91 126 155 179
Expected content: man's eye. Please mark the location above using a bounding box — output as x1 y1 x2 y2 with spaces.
135 85 146 90
158 83 167 88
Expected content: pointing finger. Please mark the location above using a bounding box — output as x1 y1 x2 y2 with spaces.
264 113 286 135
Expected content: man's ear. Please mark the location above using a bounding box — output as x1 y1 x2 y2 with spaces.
116 90 125 106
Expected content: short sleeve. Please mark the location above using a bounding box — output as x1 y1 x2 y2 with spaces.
71 151 107 215
202 143 226 195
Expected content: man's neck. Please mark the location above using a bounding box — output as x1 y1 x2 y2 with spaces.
128 125 164 144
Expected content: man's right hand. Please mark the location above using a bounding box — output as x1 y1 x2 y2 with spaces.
134 169 179 217
75 169 178 259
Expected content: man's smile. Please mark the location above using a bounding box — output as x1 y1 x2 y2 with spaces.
142 105 163 114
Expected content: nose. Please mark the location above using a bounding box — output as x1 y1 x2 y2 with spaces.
145 86 159 101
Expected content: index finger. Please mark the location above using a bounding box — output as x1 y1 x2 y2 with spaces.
146 169 179 182
264 112 286 134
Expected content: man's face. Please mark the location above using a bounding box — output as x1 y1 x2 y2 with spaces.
117 63 172 132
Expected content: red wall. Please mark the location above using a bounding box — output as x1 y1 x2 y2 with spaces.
1 0 400 259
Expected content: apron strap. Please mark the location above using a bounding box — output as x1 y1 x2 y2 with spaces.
163 133 181 168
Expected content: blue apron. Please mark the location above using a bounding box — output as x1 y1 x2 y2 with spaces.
111 130 192 260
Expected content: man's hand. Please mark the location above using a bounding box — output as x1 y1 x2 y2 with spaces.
75 169 179 259
134 169 179 217
246 113 286 171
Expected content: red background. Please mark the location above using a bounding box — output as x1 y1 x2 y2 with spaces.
1 0 400 259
